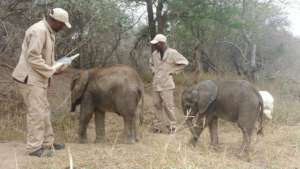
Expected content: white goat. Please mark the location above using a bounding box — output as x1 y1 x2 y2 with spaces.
259 91 274 120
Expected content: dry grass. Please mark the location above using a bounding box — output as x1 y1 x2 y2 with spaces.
7 118 299 169
1 70 300 169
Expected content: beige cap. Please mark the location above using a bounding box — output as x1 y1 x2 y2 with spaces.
49 8 71 28
150 34 167 44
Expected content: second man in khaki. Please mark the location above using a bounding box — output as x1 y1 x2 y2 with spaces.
149 34 189 134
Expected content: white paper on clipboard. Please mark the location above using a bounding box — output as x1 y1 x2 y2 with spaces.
52 53 80 69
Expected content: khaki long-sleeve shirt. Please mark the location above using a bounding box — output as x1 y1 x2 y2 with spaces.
12 19 56 88
149 48 189 91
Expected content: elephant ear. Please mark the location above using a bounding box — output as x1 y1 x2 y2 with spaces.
196 80 218 114
71 70 89 105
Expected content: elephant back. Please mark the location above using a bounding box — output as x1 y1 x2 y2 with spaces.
87 65 144 113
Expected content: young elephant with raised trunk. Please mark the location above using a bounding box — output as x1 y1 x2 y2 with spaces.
181 80 263 159
71 65 144 144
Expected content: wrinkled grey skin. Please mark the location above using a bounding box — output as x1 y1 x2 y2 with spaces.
71 65 144 144
181 80 263 158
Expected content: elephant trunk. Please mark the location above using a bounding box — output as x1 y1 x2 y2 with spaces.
70 70 90 112
70 94 81 112
71 102 77 112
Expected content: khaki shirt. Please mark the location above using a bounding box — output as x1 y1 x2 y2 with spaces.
12 19 56 88
149 48 189 91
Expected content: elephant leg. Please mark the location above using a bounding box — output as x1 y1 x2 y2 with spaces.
79 111 93 143
238 124 253 161
130 115 138 142
208 116 219 146
123 116 135 144
95 111 105 143
79 94 94 143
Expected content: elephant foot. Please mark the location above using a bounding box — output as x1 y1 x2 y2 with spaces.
188 137 198 147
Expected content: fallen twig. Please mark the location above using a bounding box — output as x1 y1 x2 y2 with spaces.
0 63 14 70
68 146 74 169
14 148 19 169
0 81 13 83
1 21 8 36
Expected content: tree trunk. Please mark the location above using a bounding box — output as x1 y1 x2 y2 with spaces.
249 43 257 81
242 0 258 81
192 44 203 73
145 0 156 40
156 0 167 34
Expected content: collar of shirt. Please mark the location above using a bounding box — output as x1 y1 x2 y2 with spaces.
162 47 170 61
43 18 55 37
155 47 169 61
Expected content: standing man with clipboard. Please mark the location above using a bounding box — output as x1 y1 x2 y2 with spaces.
12 8 72 157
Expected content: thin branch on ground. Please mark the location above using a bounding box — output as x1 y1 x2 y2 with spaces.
68 146 74 169
0 63 14 70
1 21 8 36
14 148 19 169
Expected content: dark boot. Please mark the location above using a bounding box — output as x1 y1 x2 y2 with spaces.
53 143 65 150
29 148 44 157
29 147 53 157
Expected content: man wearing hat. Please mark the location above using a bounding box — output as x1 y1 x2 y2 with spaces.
12 8 71 157
149 34 189 134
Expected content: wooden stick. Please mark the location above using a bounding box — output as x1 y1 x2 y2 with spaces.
14 148 19 169
68 146 74 169
0 63 14 70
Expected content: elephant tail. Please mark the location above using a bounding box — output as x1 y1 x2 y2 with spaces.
257 92 264 136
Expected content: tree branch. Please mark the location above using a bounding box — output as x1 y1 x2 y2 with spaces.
216 40 248 63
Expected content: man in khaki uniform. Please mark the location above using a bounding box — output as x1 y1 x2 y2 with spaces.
149 34 189 134
12 8 72 157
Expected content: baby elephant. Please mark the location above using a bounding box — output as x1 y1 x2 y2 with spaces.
181 80 263 158
71 65 144 144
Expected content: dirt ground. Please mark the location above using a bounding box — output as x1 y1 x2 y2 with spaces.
1 122 300 169
1 68 300 169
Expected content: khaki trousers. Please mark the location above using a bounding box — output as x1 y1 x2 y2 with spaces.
16 82 54 153
152 89 177 128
